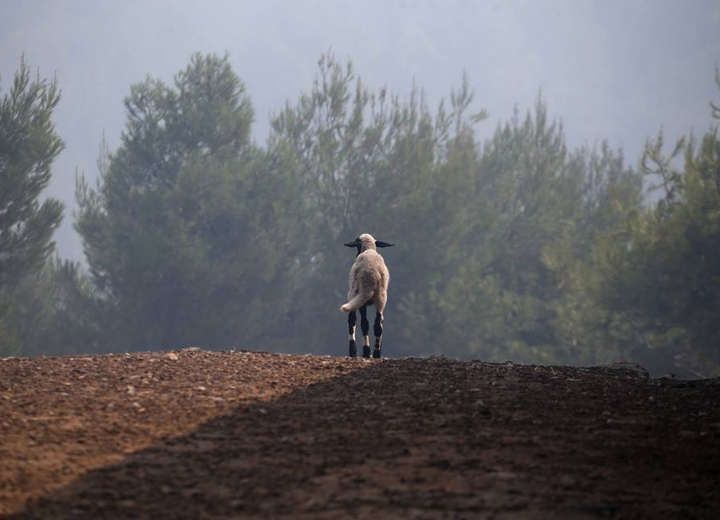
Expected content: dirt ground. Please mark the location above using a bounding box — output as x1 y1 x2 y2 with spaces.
1 349 719 519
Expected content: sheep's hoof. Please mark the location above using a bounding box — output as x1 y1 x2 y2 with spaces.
362 346 371 358
348 341 357 358
373 349 381 359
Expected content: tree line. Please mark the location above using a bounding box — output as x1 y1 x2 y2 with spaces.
1 53 718 377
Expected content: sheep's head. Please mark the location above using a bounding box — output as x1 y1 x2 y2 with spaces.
344 233 394 256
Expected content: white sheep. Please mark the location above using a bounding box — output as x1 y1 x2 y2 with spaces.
339 233 393 358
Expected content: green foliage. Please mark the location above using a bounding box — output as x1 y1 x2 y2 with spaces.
0 58 64 355
540 141 644 358
547 72 720 377
434 103 642 364
268 55 485 354
4 257 103 356
7 51 717 378
76 53 305 352
587 125 720 376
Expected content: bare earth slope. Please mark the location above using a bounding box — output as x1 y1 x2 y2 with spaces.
1 350 719 519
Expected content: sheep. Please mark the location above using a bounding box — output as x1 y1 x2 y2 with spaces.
339 233 393 358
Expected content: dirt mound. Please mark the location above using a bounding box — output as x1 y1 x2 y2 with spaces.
1 350 719 518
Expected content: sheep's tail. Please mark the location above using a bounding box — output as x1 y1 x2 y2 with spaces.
340 291 373 312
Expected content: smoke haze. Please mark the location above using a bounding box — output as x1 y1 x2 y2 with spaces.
1 0 719 259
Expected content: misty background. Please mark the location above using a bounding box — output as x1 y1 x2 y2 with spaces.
3 0 718 259
2 0 720 377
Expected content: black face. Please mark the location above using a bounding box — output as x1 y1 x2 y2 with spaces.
344 237 362 256
344 237 394 257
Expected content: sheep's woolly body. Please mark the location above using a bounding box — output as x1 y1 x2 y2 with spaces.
340 234 390 313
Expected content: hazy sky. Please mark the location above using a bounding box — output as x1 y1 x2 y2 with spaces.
2 0 719 259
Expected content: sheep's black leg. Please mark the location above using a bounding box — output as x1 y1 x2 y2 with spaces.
373 311 384 358
348 310 357 357
360 305 371 358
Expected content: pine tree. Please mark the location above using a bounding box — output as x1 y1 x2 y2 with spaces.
0 59 64 291
0 59 64 354
76 53 302 352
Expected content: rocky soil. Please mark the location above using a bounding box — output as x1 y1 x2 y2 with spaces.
1 349 719 518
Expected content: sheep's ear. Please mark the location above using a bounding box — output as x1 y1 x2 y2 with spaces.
344 239 359 247
376 241 394 248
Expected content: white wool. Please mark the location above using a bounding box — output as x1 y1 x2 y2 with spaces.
339 234 390 313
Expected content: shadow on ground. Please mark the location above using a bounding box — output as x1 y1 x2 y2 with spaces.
10 357 720 519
